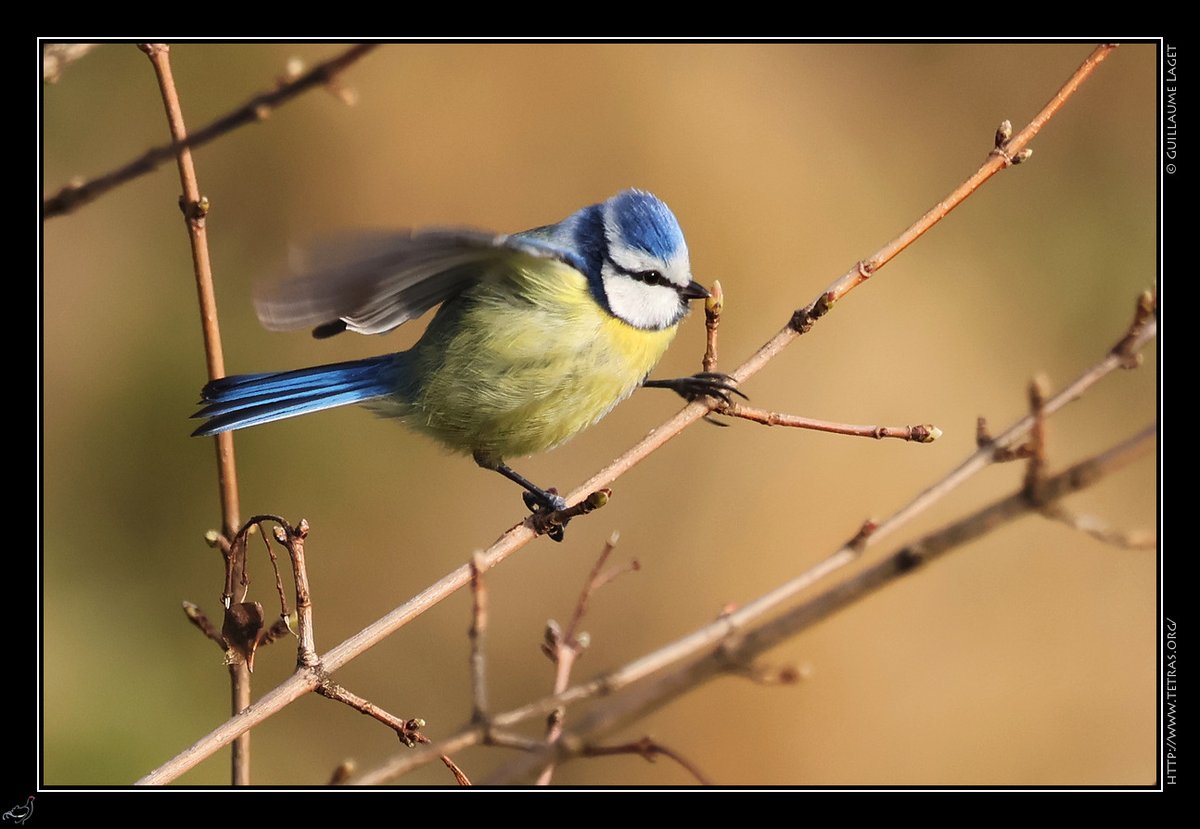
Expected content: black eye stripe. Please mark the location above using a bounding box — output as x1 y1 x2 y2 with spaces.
605 255 679 291
632 269 668 287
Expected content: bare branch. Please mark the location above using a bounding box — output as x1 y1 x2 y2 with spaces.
142 41 248 786
538 533 632 785
720 403 942 443
580 737 713 786
135 46 1125 786
1041 505 1157 549
354 304 1155 784
481 423 1155 784
469 553 489 724
44 43 377 219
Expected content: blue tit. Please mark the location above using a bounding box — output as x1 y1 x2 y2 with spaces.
192 189 740 527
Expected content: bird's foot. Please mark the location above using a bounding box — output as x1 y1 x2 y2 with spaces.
524 487 570 542
645 372 746 405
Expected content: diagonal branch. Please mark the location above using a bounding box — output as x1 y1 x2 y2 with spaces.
44 43 377 219
353 293 1154 783
482 422 1156 784
135 44 1122 786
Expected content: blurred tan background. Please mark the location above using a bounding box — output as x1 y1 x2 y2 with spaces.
42 42 1158 787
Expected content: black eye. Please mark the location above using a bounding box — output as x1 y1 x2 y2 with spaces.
633 270 669 287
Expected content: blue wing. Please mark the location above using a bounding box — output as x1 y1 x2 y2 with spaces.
254 229 586 337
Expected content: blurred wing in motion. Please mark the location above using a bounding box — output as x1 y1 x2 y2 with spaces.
255 229 587 338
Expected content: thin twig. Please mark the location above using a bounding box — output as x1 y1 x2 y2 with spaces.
315 680 427 747
274 520 317 668
1023 375 1050 498
135 47 1121 786
538 533 630 785
437 753 472 786
1040 505 1157 549
481 423 1156 784
45 43 377 219
580 737 713 786
142 42 248 787
182 601 224 645
720 403 942 443
142 44 241 543
353 306 1155 784
469 553 489 724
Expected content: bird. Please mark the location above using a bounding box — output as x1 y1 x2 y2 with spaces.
192 189 740 535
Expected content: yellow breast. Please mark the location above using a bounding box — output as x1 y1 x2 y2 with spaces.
396 259 678 460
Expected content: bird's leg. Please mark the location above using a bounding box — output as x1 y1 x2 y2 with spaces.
643 372 746 405
473 450 570 541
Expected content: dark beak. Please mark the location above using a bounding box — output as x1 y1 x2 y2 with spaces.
682 280 711 301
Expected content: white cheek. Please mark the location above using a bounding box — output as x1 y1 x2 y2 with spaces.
602 270 685 330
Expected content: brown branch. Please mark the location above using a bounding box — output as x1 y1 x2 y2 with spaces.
744 44 1118 385
135 46 1121 786
315 680 427 748
469 553 489 724
142 44 241 543
580 737 713 786
317 680 472 784
1039 505 1157 549
353 301 1155 784
45 43 377 219
481 422 1155 784
272 520 317 668
142 42 249 787
182 601 224 645
1023 375 1050 498
538 533 632 785
720 403 942 443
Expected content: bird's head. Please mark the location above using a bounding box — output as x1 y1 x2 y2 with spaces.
561 189 709 331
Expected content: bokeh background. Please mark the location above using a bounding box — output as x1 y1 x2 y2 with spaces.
42 42 1159 787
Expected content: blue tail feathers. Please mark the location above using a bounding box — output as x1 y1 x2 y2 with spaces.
192 355 398 436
